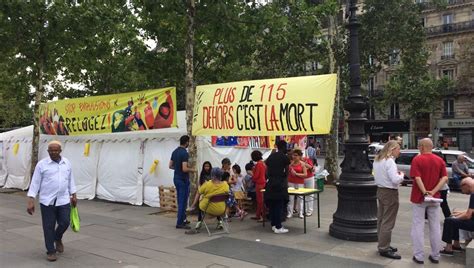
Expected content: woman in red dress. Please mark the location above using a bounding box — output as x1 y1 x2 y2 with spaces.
250 150 266 222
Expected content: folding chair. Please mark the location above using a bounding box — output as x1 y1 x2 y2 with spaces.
201 193 230 236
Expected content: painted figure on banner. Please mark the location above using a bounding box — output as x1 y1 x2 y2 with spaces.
153 90 174 129
144 101 155 129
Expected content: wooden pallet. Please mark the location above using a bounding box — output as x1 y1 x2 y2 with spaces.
240 198 254 212
158 186 177 212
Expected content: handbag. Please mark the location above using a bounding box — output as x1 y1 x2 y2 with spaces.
70 206 81 232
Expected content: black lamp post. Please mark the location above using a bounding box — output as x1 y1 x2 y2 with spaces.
329 0 378 242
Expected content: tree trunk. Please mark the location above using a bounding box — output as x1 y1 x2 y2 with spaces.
324 14 339 184
184 0 198 203
30 60 44 177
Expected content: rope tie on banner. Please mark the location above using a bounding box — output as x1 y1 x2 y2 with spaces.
84 143 90 157
13 143 19 155
149 160 159 174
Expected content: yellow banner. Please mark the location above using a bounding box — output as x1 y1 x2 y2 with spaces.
39 87 176 135
192 75 337 136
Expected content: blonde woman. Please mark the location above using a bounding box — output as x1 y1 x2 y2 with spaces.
373 140 404 260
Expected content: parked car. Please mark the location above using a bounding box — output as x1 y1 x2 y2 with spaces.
368 142 384 162
396 149 474 190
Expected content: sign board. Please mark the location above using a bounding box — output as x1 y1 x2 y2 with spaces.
437 118 474 129
39 87 177 135
192 74 337 136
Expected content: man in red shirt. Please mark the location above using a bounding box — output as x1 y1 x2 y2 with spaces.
410 138 448 264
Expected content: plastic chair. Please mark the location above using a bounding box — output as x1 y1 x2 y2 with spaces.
201 193 230 236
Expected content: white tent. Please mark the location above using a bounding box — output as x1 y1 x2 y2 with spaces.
0 111 270 207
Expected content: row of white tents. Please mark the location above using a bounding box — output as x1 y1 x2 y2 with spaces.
0 111 270 207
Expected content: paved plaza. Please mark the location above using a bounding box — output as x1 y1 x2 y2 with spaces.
0 185 470 268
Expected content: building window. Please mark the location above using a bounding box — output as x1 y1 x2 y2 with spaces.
442 14 454 32
389 103 400 119
367 105 375 120
440 129 457 147
421 17 426 27
442 69 454 80
442 42 454 59
389 49 400 66
368 77 374 96
443 14 453 25
368 55 374 66
443 99 454 118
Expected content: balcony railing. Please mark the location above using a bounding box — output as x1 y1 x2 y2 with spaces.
419 0 473 10
426 20 474 36
441 54 455 60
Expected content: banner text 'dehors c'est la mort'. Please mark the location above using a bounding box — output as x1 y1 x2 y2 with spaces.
192 74 337 136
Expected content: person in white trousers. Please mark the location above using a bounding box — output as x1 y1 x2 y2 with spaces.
302 156 315 216
409 138 448 264
287 149 307 219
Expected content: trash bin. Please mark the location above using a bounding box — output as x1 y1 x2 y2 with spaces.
316 177 325 192
314 168 329 192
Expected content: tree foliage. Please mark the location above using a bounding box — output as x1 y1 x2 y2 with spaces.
137 0 334 109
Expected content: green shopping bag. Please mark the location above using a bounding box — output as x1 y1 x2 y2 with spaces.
70 206 80 232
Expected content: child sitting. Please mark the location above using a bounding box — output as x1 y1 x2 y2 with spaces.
221 171 246 221
243 162 256 200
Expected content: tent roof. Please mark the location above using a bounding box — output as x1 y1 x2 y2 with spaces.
0 111 187 143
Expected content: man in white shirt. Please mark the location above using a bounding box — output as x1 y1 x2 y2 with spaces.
27 141 77 262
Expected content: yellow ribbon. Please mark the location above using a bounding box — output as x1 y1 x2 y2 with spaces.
84 143 90 156
13 143 19 155
149 159 159 174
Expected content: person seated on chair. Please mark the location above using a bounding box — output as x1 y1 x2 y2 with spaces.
440 177 474 256
194 168 230 230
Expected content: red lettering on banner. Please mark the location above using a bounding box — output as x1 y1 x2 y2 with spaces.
65 103 76 114
264 105 280 131
259 83 287 102
276 83 287 100
202 104 234 130
213 87 236 105
228 106 234 128
269 105 280 131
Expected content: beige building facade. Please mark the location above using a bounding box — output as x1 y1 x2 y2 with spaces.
368 0 474 152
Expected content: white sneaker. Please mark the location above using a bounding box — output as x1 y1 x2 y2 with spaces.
272 226 276 231
274 227 289 234
195 221 202 229
286 212 292 219
298 214 304 219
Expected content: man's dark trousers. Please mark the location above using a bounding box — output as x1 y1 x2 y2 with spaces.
174 178 190 227
40 203 71 254
442 217 474 244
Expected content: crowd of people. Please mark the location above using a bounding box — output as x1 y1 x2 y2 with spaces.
169 135 318 234
24 135 473 263
374 138 474 265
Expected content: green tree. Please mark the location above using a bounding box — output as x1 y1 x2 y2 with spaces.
53 2 150 98
0 2 83 174
0 61 32 129
0 1 148 174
